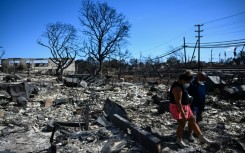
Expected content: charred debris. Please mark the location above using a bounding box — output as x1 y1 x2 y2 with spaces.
0 70 245 153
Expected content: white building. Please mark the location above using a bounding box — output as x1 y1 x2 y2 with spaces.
1 58 75 74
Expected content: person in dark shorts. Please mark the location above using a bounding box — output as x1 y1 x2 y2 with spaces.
188 72 207 122
169 70 213 147
187 72 207 142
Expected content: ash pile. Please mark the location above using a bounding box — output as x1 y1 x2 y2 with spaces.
0 72 245 153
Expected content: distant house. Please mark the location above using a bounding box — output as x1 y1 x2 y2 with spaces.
1 58 75 74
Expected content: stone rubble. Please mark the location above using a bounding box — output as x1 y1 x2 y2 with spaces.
0 73 244 153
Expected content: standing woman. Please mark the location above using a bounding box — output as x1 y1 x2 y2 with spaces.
169 70 213 147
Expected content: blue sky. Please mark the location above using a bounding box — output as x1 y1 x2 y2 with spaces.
1 0 245 62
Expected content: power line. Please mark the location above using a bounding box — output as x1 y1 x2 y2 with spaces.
205 29 245 37
188 45 244 49
202 11 245 25
187 44 245 48
141 27 193 54
204 20 245 31
186 38 245 45
186 38 245 49
148 12 245 61
211 25 245 33
187 42 245 47
140 12 245 55
151 45 183 61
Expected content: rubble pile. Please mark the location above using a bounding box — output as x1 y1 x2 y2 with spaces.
0 73 245 153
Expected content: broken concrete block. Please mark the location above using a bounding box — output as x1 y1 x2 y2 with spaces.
79 80 87 88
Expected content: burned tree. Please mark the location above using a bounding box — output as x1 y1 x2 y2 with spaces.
37 22 79 77
75 57 97 75
166 56 180 65
0 47 6 72
0 46 5 59
79 0 131 75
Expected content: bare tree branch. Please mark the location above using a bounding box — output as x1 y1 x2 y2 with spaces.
79 0 131 75
0 48 5 59
37 22 80 76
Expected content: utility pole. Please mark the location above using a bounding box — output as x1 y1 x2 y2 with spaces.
195 24 203 72
140 51 142 63
234 47 237 59
219 52 221 63
183 37 186 65
211 49 213 63
224 51 226 63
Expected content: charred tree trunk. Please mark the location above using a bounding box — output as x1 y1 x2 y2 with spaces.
79 0 131 77
37 22 79 77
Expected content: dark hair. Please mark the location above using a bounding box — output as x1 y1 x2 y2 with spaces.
197 72 206 81
178 70 193 81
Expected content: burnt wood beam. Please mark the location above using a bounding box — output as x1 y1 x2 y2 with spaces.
111 114 161 153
